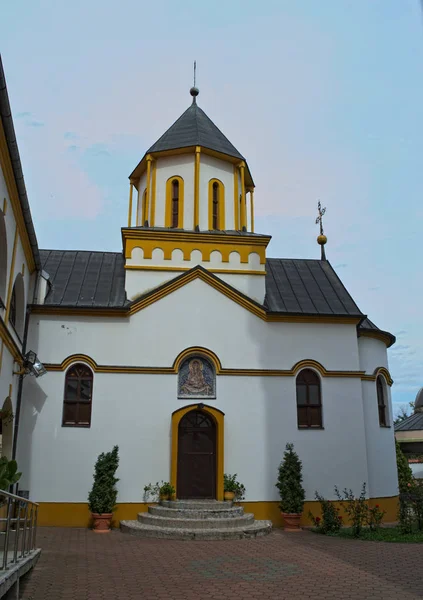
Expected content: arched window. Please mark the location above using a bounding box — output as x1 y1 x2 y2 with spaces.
377 376 387 427
62 364 93 427
208 179 225 230
296 369 322 428
9 274 25 340
171 179 179 228
0 210 7 305
166 176 184 228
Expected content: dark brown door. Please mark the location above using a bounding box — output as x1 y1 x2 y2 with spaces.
177 410 216 499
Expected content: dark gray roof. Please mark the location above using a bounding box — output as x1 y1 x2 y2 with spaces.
146 101 245 160
357 317 396 346
265 258 363 316
40 250 127 308
395 412 423 432
0 55 40 270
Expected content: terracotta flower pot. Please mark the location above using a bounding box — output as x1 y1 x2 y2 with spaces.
159 494 169 502
91 512 113 533
224 491 235 501
281 512 302 531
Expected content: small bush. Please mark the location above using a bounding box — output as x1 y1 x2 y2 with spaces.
309 492 342 534
334 483 368 537
276 443 305 514
395 440 414 493
399 479 423 533
367 503 386 532
88 446 119 515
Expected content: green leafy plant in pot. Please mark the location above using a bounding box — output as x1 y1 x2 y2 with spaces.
0 457 22 506
224 474 246 502
88 446 119 533
276 443 305 530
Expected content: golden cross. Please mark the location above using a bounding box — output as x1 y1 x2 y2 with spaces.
315 201 326 236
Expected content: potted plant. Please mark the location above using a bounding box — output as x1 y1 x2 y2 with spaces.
159 482 176 501
276 443 305 531
88 446 119 533
0 457 22 506
224 474 246 502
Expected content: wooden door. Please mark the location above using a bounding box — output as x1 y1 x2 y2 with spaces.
177 410 216 499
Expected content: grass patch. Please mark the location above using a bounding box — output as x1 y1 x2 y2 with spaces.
322 527 423 543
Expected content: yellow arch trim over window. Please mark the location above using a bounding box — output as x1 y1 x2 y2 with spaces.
208 179 225 230
165 176 184 228
171 403 224 501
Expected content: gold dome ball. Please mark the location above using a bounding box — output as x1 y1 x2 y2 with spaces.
317 234 327 245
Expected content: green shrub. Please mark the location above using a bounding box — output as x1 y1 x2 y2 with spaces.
276 443 305 514
224 474 246 501
309 492 342 533
395 440 414 493
88 446 119 514
334 483 369 537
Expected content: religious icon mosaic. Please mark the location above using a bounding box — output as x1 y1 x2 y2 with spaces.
178 356 216 399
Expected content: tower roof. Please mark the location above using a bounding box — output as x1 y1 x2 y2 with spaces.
146 101 245 161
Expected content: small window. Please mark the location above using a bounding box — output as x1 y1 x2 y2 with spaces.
171 179 179 228
9 286 17 328
296 369 322 428
377 376 387 427
212 182 219 230
62 364 93 427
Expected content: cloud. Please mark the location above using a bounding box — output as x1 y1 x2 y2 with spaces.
15 111 31 118
64 132 78 140
27 120 44 127
335 263 347 269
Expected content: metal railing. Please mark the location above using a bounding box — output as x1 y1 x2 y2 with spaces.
0 490 38 571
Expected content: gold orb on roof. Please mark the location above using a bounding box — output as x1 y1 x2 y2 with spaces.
317 234 327 245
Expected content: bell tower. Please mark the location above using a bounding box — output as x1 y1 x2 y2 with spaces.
123 86 270 304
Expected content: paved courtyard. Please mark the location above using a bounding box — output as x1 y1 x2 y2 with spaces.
16 527 423 599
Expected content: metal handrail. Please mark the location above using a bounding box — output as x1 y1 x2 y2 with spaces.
0 489 39 570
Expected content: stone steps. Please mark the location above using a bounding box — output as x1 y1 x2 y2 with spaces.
120 519 272 540
148 505 245 519
138 512 255 529
120 499 272 541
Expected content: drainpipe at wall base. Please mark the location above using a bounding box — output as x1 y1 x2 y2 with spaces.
11 305 30 461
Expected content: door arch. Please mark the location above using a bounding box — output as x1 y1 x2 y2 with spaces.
171 404 224 500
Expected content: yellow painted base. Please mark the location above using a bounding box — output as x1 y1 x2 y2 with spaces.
37 496 399 528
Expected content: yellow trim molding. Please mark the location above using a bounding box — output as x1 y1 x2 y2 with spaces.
0 341 3 374
127 183 133 227
165 176 184 228
0 316 22 363
45 350 380 383
145 155 152 224
194 146 200 229
151 159 157 227
233 165 239 230
5 226 18 323
208 178 225 230
2 198 6 214
171 404 224 501
250 189 254 233
0 120 35 272
239 162 246 229
123 228 270 264
124 265 265 276
36 495 398 528
361 366 394 386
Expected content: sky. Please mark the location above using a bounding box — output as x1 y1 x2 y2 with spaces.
2 0 423 416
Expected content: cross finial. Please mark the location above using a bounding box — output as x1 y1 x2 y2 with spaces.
190 61 199 103
315 201 328 260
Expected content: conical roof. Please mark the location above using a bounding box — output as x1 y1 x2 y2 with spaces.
146 101 245 161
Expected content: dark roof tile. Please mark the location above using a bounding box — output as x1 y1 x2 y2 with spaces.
395 412 423 432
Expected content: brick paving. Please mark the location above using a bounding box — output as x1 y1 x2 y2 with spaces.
16 527 423 599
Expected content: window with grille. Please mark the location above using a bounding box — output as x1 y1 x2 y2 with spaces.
9 286 17 328
212 182 219 230
62 364 93 427
296 369 322 428
171 179 179 228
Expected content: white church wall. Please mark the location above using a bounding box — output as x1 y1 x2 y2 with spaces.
361 380 398 498
358 336 389 373
28 278 361 372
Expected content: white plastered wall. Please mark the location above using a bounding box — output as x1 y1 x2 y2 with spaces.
18 277 398 503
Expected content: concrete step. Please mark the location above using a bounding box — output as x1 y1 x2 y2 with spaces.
148 505 245 519
120 519 272 540
138 512 255 529
160 500 232 511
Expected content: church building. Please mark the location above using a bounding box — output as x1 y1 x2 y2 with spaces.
0 56 399 526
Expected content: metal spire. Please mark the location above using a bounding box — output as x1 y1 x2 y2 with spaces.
190 60 199 103
315 201 328 260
